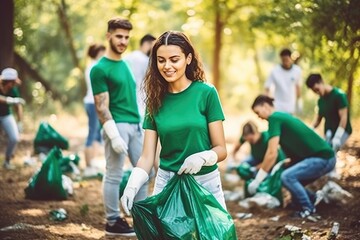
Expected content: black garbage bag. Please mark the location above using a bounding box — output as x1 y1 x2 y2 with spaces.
34 122 69 154
25 147 68 200
131 174 237 240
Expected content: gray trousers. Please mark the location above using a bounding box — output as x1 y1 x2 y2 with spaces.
0 114 19 161
102 122 147 222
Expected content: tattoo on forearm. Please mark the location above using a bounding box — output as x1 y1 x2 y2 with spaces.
95 93 112 124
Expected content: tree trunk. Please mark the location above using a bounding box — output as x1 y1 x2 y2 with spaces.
212 0 224 92
14 52 63 102
346 50 360 106
0 0 14 70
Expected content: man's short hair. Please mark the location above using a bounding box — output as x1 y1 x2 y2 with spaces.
306 73 323 88
140 34 156 46
107 18 132 32
280 48 292 57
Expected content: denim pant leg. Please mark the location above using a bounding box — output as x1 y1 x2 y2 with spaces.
0 115 19 161
85 103 101 147
126 124 147 202
281 157 336 211
102 123 130 221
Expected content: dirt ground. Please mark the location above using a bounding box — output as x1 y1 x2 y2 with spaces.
0 114 359 240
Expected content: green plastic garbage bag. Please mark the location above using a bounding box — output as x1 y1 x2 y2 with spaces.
245 160 285 204
236 162 254 180
34 122 69 154
59 154 80 173
25 147 68 200
131 174 237 240
119 170 131 198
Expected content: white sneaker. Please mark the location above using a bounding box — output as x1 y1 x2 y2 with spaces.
3 162 15 170
82 167 99 178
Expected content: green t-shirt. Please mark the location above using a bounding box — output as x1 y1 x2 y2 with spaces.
318 87 352 136
143 81 225 175
240 131 286 163
0 87 19 117
268 112 334 162
90 57 140 123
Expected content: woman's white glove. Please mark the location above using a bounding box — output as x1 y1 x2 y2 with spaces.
121 167 149 216
103 120 128 154
332 127 345 151
177 150 218 175
248 169 268 195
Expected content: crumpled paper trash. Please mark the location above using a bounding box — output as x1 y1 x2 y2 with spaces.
239 192 280 209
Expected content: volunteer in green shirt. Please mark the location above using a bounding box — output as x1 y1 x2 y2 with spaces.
231 121 286 180
306 73 352 151
250 95 335 219
0 68 25 170
90 18 146 237
121 31 228 215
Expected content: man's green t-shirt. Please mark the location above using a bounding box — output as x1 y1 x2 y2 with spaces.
318 87 352 136
143 81 224 175
240 131 286 163
268 112 334 162
90 57 140 123
0 87 19 117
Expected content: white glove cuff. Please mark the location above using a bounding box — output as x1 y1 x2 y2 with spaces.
334 127 345 139
254 168 268 183
6 97 15 104
103 120 120 140
126 167 149 195
202 150 218 166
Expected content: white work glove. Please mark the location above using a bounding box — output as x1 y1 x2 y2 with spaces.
295 98 303 114
103 120 128 154
17 122 23 133
332 127 345 151
177 150 218 175
121 167 149 216
248 169 268 195
6 97 25 105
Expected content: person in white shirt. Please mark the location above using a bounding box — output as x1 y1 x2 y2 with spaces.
83 43 105 176
124 34 156 121
265 48 302 114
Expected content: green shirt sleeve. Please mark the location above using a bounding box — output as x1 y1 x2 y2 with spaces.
90 66 108 95
268 115 281 138
143 111 157 130
206 86 225 123
239 136 245 144
337 91 349 109
9 87 20 97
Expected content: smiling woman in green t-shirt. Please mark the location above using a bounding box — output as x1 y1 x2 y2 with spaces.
120 31 228 215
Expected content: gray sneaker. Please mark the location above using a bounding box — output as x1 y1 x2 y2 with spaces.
3 161 15 170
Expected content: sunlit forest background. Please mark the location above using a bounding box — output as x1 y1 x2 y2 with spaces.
2 0 360 121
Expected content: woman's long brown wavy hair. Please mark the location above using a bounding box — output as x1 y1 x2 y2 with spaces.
143 31 206 116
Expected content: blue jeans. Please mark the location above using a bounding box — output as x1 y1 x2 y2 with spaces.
85 103 101 147
281 156 336 212
0 114 19 161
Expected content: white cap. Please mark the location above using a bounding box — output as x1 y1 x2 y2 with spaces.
1 68 18 81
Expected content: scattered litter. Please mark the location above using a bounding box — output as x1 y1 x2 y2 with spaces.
278 225 311 240
81 223 91 231
62 175 74 195
269 215 280 222
224 173 240 183
0 223 45 232
320 181 353 204
224 188 244 201
49 208 67 221
328 222 339 240
235 212 253 219
239 192 280 209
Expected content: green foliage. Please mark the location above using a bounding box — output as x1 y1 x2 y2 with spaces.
12 0 360 116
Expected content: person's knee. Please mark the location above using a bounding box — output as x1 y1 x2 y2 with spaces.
281 170 292 185
8 134 19 145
